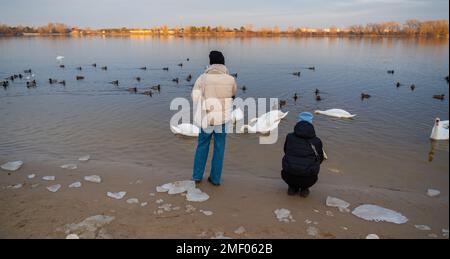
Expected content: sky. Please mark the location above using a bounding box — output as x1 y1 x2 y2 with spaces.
0 0 448 29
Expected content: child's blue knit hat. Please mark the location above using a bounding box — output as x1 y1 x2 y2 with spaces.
298 112 313 124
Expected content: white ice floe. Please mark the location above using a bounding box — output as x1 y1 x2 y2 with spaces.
307 226 319 237
200 210 213 216
234 226 246 235
47 184 62 193
211 232 232 239
107 191 127 200
7 183 23 190
366 234 380 239
427 189 441 197
42 176 56 181
156 199 164 204
69 182 82 188
159 203 173 212
78 155 90 162
56 56 65 61
274 208 295 223
1 161 23 171
66 234 80 239
157 180 209 202
415 225 431 231
352 204 408 224
126 198 139 204
326 196 351 213
64 215 115 239
27 174 36 179
61 164 78 170
140 202 148 207
84 175 101 183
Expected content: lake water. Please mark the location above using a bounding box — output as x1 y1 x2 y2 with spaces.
0 36 448 188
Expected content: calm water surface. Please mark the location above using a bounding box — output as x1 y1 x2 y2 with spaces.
0 36 448 186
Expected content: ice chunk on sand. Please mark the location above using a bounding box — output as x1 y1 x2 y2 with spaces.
84 175 101 183
7 183 23 189
61 164 78 170
234 226 246 235
200 210 213 216
442 229 449 238
159 203 172 211
185 204 196 213
366 234 380 239
64 215 115 239
126 198 139 204
42 176 55 181
156 199 164 204
274 209 294 223
156 186 168 193
211 232 232 239
352 204 408 224
149 193 156 196
69 182 82 188
66 234 80 239
140 202 148 207
1 161 23 171
107 191 126 200
28 174 36 179
307 226 319 237
427 189 440 197
326 211 334 217
78 155 90 162
415 225 431 231
326 196 350 213
47 184 62 193
186 188 210 202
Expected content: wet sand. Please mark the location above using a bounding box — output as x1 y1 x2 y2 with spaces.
0 159 448 239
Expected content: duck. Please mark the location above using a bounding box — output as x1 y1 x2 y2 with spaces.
314 109 356 119
24 69 32 74
171 123 200 137
315 89 320 95
396 82 401 87
110 80 119 86
172 78 179 84
361 93 371 99
293 93 299 101
135 77 141 82
8 76 14 81
240 85 247 91
231 108 245 123
187 58 190 61
2 81 9 88
430 118 449 140
163 67 169 71
308 66 316 71
58 80 66 86
142 90 153 97
186 74 192 82
433 94 445 101
446 76 449 83
387 70 395 74
316 95 322 101
92 63 97 67
128 87 137 93
49 78 58 84
76 67 82 71
292 72 301 77
18 74 23 79
140 67 147 70
178 63 183 67
26 80 36 88
59 65 65 68
241 110 289 134
230 73 238 78
410 84 416 91
76 76 85 80
101 66 108 70
151 84 161 91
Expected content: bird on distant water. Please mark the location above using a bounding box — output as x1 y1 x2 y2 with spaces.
361 93 371 100
433 94 445 101
292 72 301 77
387 70 395 74
293 93 298 101
410 84 416 91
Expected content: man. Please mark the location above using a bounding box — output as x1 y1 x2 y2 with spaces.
281 112 325 197
191 51 237 185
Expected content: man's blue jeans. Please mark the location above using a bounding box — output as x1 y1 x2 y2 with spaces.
192 124 227 184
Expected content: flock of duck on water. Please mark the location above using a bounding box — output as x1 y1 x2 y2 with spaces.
1 57 449 140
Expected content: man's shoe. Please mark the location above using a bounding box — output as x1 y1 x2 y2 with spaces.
300 188 310 198
287 187 299 196
208 177 220 186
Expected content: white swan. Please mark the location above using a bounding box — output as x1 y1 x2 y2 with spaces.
171 123 200 137
315 109 356 119
231 108 244 123
430 118 449 140
241 110 288 134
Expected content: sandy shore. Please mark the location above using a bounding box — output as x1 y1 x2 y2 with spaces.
0 159 448 239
